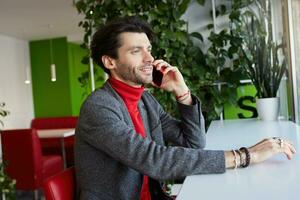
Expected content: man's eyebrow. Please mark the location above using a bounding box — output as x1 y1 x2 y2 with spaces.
126 45 152 51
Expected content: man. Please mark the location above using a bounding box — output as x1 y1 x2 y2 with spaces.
75 16 295 200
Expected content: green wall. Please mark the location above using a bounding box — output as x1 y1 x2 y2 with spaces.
68 42 105 115
30 38 72 117
68 42 91 116
30 38 103 117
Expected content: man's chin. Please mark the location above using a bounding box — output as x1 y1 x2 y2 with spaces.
137 76 152 85
143 78 153 85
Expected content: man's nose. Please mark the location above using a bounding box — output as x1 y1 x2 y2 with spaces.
144 51 154 63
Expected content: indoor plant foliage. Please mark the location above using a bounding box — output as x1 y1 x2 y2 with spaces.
0 103 16 200
230 0 287 120
75 0 244 126
0 103 9 128
204 0 288 120
231 0 287 98
0 162 16 200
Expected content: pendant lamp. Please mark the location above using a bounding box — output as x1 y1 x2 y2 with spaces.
49 39 56 82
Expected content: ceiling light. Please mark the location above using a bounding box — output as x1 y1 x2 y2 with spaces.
49 39 56 82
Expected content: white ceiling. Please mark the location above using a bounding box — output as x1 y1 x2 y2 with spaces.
0 0 85 42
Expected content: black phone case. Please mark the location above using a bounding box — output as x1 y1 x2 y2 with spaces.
152 68 163 86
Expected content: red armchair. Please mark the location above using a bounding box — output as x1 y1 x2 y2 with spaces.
31 116 78 166
43 167 75 200
1 129 64 199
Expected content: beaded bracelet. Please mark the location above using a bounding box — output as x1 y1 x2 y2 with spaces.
239 147 250 168
236 149 244 167
231 150 238 169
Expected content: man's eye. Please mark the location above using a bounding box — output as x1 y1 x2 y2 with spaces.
132 50 140 54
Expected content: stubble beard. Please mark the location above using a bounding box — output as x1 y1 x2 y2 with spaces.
118 63 153 85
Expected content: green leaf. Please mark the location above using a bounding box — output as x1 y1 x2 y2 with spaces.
178 0 190 15
220 4 226 15
75 1 87 12
190 32 203 42
229 10 241 21
81 56 90 65
206 24 214 30
196 0 206 6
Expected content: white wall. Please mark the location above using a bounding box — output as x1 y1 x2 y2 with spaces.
0 34 34 130
183 0 232 51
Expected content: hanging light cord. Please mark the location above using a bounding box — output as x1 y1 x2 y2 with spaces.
50 39 54 64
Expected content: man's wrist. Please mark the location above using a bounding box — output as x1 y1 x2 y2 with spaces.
225 148 251 169
225 151 236 169
176 90 190 101
173 85 189 97
174 86 192 105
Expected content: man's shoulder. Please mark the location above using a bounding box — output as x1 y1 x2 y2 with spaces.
89 87 114 102
83 85 120 109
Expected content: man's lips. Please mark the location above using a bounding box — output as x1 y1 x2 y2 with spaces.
140 66 153 73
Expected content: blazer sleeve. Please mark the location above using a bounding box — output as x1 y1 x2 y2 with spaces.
145 92 206 149
76 92 225 181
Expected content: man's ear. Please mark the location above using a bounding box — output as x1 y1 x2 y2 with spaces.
101 55 116 70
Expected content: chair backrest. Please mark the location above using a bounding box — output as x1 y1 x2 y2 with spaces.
1 129 43 189
43 167 75 200
31 116 78 130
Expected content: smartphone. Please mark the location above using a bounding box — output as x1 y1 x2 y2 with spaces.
152 68 163 86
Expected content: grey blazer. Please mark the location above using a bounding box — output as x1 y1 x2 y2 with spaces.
75 81 225 200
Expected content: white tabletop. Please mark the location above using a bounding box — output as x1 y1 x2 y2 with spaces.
177 119 300 200
37 129 75 138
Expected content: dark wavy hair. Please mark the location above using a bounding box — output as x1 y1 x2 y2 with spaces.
91 16 154 74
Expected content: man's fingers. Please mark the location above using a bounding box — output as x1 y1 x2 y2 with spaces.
152 60 173 71
163 66 177 74
279 140 295 160
286 142 296 153
152 59 165 66
153 60 168 70
284 147 294 160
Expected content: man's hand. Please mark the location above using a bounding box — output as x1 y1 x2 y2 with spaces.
248 137 296 164
152 59 192 105
225 137 296 169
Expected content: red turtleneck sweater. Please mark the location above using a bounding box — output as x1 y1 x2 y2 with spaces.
109 77 151 200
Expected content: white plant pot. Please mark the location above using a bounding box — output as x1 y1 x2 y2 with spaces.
256 97 279 121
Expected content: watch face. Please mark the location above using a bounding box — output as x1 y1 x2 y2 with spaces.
152 68 163 86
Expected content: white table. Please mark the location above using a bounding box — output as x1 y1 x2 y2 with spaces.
177 119 300 200
37 129 75 168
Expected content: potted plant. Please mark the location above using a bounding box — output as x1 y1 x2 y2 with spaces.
0 162 16 200
232 0 286 120
0 103 9 128
0 102 16 200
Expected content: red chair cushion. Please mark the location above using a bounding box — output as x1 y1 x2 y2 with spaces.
43 167 75 200
31 116 78 166
42 156 63 181
1 129 64 190
1 129 43 189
